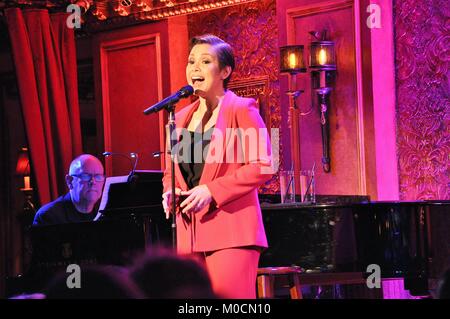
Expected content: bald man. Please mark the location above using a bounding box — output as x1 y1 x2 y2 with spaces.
33 154 105 226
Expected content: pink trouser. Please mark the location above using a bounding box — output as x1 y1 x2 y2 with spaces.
199 247 260 299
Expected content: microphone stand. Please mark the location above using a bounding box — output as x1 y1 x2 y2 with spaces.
167 103 177 251
144 85 194 251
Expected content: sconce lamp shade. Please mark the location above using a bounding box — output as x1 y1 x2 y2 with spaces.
280 45 307 74
16 147 30 176
310 41 336 71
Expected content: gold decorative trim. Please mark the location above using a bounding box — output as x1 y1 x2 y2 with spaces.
228 76 271 127
82 0 259 31
228 76 268 100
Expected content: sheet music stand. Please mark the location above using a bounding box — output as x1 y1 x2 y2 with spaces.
97 170 171 247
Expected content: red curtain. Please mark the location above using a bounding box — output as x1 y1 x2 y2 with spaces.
5 8 82 205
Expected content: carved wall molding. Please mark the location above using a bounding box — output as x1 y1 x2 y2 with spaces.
228 76 270 127
394 0 449 200
0 1 259 32
188 0 280 194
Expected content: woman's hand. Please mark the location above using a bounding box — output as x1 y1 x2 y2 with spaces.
162 187 182 219
180 185 212 214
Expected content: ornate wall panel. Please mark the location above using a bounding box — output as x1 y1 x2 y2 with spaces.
285 0 361 197
394 0 449 200
93 22 172 176
188 0 281 194
99 35 163 176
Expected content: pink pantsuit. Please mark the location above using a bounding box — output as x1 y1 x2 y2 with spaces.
163 90 273 298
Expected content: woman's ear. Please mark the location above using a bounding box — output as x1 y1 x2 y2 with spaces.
221 65 232 81
65 174 73 189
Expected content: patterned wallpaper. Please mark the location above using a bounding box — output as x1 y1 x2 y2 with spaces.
394 0 450 200
186 0 450 199
187 0 281 194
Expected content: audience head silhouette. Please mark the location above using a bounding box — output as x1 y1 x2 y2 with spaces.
437 268 450 299
43 265 144 299
129 248 216 299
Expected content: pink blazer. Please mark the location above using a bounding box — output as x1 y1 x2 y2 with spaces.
163 90 273 253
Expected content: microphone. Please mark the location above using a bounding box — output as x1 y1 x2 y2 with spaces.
143 85 194 115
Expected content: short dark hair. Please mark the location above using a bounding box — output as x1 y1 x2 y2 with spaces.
129 248 216 299
44 265 144 299
189 34 235 89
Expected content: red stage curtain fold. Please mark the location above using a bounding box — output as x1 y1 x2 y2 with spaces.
5 8 82 205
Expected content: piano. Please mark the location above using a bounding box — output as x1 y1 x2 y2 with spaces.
6 171 172 297
8 190 449 298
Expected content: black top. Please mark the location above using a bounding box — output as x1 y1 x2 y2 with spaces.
33 193 97 226
178 127 214 189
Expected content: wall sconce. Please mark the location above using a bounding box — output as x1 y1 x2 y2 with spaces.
279 45 307 123
310 40 336 71
280 45 307 74
309 31 336 173
279 31 336 175
279 45 307 200
16 147 35 216
16 147 31 190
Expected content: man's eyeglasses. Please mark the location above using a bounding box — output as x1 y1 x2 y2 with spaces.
70 173 105 182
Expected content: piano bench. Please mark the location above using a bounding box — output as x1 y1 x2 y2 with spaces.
256 266 303 299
